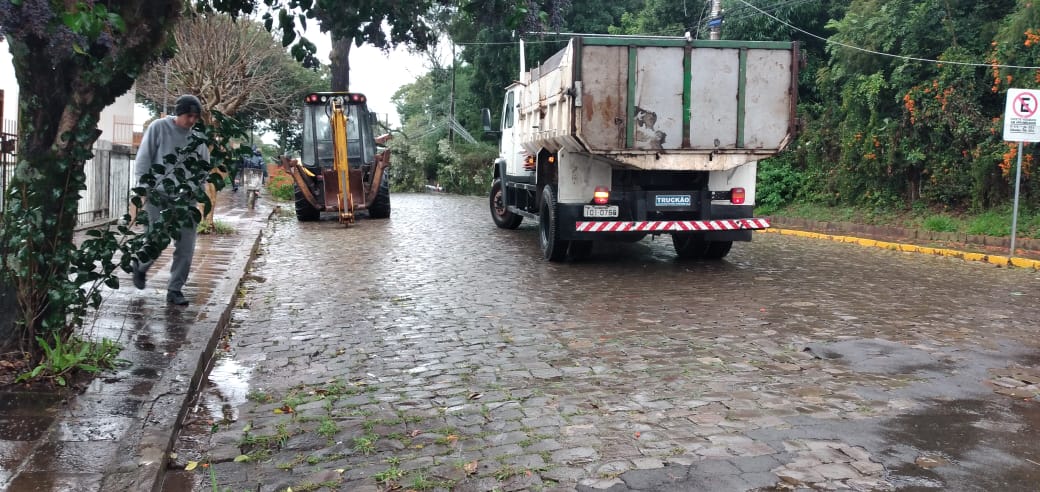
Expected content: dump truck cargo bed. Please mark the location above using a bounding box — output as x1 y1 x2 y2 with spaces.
517 36 799 171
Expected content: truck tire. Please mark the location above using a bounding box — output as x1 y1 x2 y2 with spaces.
294 184 320 222
672 234 732 260
702 240 733 259
539 185 568 262
568 240 593 260
672 233 707 259
368 170 391 219
490 178 522 229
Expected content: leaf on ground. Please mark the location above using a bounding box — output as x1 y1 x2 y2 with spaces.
463 460 478 475
185 461 198 471
234 455 251 462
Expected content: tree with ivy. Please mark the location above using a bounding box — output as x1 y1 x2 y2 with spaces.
0 0 265 370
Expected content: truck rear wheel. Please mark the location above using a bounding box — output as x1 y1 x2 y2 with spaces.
672 234 732 259
539 185 568 262
672 233 707 259
703 240 732 259
568 240 593 260
294 184 320 222
490 178 522 229
368 170 391 219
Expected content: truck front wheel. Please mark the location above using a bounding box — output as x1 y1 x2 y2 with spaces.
490 178 522 229
539 185 568 261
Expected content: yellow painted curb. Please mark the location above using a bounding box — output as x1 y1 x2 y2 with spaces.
760 227 1040 271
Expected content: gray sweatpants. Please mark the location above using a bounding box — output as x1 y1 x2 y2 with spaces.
138 201 197 292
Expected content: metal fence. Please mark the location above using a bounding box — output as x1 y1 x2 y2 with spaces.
0 127 135 229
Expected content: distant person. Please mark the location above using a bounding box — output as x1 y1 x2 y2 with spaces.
243 146 266 184
131 94 210 306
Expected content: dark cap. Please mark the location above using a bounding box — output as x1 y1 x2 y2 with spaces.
174 94 202 116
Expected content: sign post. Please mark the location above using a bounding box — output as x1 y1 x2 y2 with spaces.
1002 88 1040 259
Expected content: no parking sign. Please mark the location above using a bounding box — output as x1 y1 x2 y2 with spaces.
1002 88 1037 258
1003 88 1040 142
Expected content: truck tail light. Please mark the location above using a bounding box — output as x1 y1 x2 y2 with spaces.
731 187 746 205
593 186 610 204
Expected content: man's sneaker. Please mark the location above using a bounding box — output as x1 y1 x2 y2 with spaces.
166 290 189 306
131 260 146 290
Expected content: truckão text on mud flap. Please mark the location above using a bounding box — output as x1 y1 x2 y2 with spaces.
282 92 392 225
485 35 800 261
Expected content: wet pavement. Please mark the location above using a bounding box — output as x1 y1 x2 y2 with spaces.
162 193 1038 492
0 188 269 492
2 191 1040 492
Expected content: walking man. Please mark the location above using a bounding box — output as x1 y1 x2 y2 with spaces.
131 94 210 306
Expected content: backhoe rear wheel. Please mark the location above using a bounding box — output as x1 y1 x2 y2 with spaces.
368 169 391 219
294 184 320 222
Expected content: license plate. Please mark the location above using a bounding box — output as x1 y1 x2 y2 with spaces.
583 205 619 218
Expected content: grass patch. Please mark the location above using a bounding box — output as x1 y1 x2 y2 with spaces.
967 210 1012 236
353 435 377 455
921 215 959 233
772 202 1040 239
316 417 339 438
198 219 236 235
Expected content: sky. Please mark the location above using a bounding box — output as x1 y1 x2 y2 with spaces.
0 22 446 136
130 27 444 135
304 28 448 129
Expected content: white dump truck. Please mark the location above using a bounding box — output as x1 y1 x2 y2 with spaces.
485 35 800 261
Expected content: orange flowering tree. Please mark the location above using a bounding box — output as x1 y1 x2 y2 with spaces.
765 0 1036 211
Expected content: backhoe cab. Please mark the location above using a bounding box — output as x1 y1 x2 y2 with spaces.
283 91 391 224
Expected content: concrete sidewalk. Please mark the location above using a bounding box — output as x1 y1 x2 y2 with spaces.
0 188 271 492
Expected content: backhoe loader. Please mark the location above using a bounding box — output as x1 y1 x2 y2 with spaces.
282 92 391 224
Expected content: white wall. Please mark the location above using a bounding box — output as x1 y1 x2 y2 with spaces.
0 40 136 142
0 41 17 132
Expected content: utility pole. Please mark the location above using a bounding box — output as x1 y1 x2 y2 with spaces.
448 41 456 146
709 0 722 40
162 62 168 116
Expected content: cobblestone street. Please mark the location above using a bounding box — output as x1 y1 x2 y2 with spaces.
167 192 1040 492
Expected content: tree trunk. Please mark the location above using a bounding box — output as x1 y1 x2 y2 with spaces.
330 37 352 92
0 0 181 360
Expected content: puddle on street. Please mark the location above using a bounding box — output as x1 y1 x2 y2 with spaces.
884 398 1040 490
195 353 252 424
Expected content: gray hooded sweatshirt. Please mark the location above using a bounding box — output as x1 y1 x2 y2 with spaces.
134 116 211 200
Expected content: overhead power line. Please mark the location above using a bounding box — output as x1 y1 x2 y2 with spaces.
732 0 1040 70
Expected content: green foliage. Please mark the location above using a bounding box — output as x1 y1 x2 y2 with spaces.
198 220 236 235
316 417 339 438
967 209 1013 236
922 215 959 233
267 179 295 201
755 153 806 215
16 333 123 387
374 465 405 484
353 435 376 455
